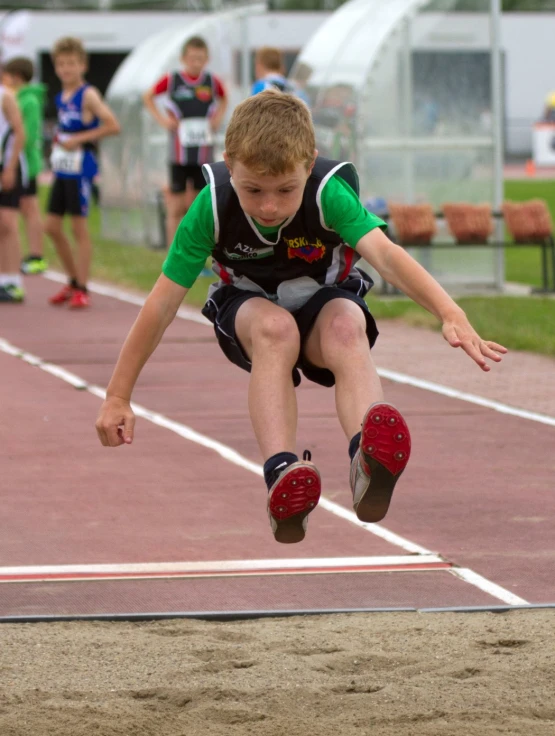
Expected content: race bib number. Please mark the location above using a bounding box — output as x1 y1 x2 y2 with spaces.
178 117 213 147
50 144 84 175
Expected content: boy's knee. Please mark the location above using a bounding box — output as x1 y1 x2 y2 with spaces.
323 311 367 351
253 311 299 351
44 216 61 237
0 210 18 236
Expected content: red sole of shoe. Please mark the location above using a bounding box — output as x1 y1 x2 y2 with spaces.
268 464 321 544
356 403 411 523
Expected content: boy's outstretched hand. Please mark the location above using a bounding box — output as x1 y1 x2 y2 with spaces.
96 397 136 447
442 312 507 371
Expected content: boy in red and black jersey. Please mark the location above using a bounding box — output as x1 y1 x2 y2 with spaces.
143 35 227 247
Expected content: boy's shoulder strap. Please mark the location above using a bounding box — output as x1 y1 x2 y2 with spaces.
201 161 232 243
202 160 229 188
311 156 359 197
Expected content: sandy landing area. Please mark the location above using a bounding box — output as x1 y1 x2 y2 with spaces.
1 610 555 735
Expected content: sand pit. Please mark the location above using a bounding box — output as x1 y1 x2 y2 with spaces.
1 610 554 735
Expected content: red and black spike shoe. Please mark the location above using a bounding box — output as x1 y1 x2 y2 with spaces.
267 450 321 544
350 403 411 523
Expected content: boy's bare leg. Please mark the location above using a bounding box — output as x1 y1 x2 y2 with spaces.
0 208 22 273
20 196 44 257
235 298 300 460
304 298 410 523
44 214 78 281
70 216 93 286
303 298 384 439
165 190 187 247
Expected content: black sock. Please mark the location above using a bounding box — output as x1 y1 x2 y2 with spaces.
70 278 79 289
349 431 361 461
263 452 298 491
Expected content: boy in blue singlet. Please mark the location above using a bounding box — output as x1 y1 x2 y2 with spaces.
96 91 507 545
45 37 120 309
251 47 307 103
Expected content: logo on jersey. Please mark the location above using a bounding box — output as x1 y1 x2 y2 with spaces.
173 87 194 100
196 86 213 103
284 236 326 263
224 243 273 260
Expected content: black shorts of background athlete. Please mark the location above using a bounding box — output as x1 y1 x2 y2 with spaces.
0 167 23 209
19 177 38 198
169 164 206 193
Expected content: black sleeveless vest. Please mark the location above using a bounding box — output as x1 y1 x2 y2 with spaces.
167 71 216 165
202 156 372 295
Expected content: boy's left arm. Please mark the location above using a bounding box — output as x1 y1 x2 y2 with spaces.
356 228 507 371
61 87 120 149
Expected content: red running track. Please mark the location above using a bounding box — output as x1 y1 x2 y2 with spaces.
0 275 554 618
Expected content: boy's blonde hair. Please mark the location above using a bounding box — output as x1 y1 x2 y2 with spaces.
225 90 315 176
255 47 283 73
51 37 87 64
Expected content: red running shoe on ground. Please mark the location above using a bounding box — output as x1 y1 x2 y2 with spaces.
68 289 90 309
350 402 411 523
48 284 74 305
267 450 321 544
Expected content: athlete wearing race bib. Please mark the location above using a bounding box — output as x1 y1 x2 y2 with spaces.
48 84 99 217
44 37 120 309
143 35 227 247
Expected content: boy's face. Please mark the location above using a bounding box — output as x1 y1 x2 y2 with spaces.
254 60 267 79
182 47 208 78
54 53 86 87
225 155 316 227
1 72 16 90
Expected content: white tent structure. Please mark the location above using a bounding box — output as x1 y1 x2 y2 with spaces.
101 4 263 247
292 0 504 290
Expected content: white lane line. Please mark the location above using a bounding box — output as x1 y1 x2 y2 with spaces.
43 271 555 428
450 568 529 606
378 369 555 428
0 555 446 577
0 336 531 606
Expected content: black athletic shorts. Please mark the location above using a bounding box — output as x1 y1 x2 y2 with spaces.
201 276 379 387
20 177 37 198
47 175 93 217
0 167 23 209
169 163 206 193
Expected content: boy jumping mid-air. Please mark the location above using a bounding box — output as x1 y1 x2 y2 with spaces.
96 92 506 544
46 37 120 309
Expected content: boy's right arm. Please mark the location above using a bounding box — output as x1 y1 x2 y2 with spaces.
95 274 187 447
142 76 177 132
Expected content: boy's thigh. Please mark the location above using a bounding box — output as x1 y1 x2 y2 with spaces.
296 287 379 387
47 177 93 218
201 285 264 373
